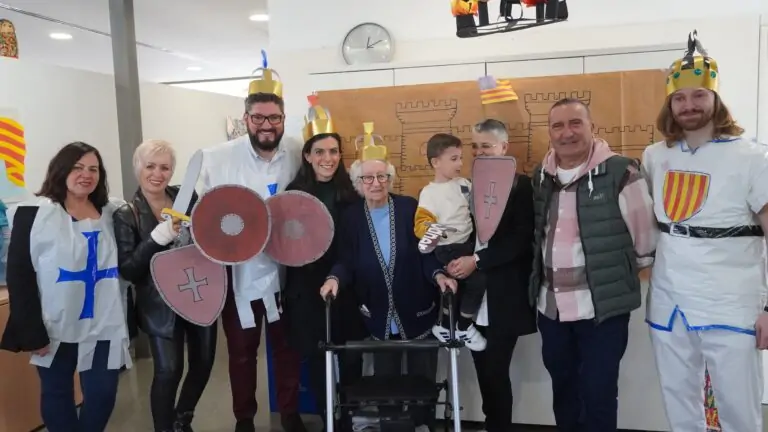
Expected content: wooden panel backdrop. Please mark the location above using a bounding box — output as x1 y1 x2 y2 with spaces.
315 68 723 431
316 69 667 198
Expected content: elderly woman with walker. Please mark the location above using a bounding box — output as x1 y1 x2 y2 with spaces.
319 123 464 432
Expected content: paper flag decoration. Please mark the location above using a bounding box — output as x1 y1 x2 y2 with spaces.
478 75 519 104
0 116 26 187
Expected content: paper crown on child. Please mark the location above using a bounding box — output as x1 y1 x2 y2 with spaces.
355 122 388 161
302 94 335 142
665 30 719 96
248 50 283 98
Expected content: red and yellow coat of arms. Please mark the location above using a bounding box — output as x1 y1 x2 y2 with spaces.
662 170 711 222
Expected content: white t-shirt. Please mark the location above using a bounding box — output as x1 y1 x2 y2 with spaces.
556 163 585 185
416 177 473 245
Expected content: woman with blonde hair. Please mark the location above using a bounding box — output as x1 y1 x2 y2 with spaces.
113 140 216 432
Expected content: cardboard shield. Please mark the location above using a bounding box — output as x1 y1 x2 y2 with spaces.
190 185 271 265
264 190 334 266
150 244 228 326
471 156 517 244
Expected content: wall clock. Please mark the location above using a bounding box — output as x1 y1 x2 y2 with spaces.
342 23 394 66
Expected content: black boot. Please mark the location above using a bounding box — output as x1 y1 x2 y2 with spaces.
173 411 194 432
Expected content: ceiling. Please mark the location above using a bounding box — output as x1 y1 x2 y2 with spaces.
0 0 269 83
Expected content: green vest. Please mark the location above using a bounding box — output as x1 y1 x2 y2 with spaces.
529 156 641 323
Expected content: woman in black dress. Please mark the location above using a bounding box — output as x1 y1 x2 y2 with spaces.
282 107 366 428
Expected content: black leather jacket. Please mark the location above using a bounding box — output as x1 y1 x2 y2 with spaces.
113 186 198 339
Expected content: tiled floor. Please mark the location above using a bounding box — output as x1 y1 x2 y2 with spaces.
66 325 768 431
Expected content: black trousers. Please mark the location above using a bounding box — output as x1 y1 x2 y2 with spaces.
434 242 486 316
373 348 438 428
148 318 217 431
470 325 518 432
537 312 630 432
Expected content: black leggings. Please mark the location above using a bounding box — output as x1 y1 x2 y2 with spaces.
148 319 217 431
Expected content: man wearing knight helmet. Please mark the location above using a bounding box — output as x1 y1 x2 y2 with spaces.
643 30 768 431
198 58 305 432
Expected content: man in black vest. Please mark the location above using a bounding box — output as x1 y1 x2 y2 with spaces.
446 119 537 432
529 99 656 432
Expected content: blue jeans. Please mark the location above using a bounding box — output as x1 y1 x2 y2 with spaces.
37 341 120 432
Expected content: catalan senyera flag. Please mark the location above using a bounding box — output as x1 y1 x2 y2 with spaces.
662 170 710 223
478 75 519 104
0 116 26 187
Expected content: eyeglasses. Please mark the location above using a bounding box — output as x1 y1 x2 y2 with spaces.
248 114 284 125
471 142 499 150
359 174 391 184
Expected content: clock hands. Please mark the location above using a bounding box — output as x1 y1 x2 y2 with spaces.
365 38 383 49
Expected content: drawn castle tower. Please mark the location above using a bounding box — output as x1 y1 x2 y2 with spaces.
523 91 591 173
395 99 458 196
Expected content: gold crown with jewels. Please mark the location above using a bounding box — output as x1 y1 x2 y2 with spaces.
302 95 335 142
355 122 388 161
248 50 283 97
665 30 719 96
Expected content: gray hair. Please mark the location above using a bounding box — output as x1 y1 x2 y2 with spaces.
132 139 176 179
473 119 509 143
349 159 397 196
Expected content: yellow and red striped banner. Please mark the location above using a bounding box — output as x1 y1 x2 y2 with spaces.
0 117 26 187
478 76 519 104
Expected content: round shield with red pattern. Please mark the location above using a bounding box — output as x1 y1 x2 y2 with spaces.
264 190 334 267
190 185 271 265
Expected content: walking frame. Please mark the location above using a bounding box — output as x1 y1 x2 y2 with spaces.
320 291 463 432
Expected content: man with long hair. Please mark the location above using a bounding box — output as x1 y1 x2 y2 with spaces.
643 31 768 431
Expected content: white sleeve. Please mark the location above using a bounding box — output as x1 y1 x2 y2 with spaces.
197 152 212 195
641 146 654 192
417 186 437 214
747 143 768 214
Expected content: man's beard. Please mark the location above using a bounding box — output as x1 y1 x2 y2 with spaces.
673 108 714 131
248 129 283 152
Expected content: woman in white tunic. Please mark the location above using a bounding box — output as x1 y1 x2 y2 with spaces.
0 142 131 432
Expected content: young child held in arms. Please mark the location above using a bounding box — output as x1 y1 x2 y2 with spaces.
414 133 486 351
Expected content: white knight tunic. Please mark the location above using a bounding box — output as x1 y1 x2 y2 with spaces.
642 137 768 331
642 136 768 431
9 198 131 371
199 135 301 329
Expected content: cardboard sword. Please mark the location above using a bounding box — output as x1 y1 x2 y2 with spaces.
161 149 204 227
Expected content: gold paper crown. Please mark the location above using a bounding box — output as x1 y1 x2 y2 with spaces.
248 50 283 97
302 95 335 142
355 122 388 161
666 30 719 96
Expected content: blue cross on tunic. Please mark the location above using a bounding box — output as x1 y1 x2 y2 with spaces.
57 231 119 320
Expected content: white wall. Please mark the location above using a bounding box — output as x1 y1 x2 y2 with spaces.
267 15 765 143
0 56 243 202
260 4 768 430
139 83 244 186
